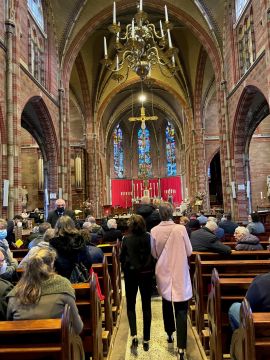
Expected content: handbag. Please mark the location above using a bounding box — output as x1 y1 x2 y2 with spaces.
70 262 90 283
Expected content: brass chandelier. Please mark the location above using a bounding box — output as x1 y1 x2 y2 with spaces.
102 1 178 82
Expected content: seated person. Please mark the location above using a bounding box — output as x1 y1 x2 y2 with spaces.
80 228 104 264
187 213 200 231
190 220 231 254
0 248 18 282
102 218 122 243
207 216 225 240
28 222 52 249
229 272 270 360
85 216 105 239
0 278 13 320
6 247 83 335
18 228 55 268
247 212 265 234
197 211 208 225
234 226 263 251
219 213 238 234
180 216 191 237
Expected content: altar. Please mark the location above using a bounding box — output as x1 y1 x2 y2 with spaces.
111 176 182 209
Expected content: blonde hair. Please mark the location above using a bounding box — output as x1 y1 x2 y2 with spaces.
14 247 56 305
180 216 189 225
54 215 78 237
0 218 7 229
234 226 249 237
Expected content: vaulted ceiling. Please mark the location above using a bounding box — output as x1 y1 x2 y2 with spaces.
49 0 225 145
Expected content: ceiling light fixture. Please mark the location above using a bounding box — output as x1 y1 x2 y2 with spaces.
102 0 178 82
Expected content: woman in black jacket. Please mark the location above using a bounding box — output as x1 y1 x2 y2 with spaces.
50 216 92 280
120 214 155 354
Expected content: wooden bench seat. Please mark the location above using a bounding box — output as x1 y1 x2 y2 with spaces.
0 304 84 360
72 273 103 360
207 268 253 360
193 255 270 341
232 298 270 360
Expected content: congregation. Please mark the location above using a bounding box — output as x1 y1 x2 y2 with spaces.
0 197 270 360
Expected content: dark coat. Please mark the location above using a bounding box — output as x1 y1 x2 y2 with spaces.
219 220 238 234
47 209 75 228
136 204 161 232
246 272 270 312
190 227 231 254
50 233 92 279
235 233 263 251
102 228 122 243
120 232 155 272
0 278 13 320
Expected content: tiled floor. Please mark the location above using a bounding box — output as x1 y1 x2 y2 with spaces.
110 294 207 360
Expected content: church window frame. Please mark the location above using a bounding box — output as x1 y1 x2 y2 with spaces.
113 124 124 178
138 126 152 178
165 121 177 176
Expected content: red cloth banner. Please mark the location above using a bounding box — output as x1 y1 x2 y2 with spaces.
160 176 182 206
111 179 132 208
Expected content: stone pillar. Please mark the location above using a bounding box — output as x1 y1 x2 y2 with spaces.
5 6 16 219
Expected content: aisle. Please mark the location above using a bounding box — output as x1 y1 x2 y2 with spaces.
110 294 207 360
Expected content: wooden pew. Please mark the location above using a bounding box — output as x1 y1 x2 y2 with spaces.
98 244 122 311
193 255 270 341
232 298 270 360
92 257 114 342
207 268 253 360
0 304 84 360
223 241 269 249
73 273 103 360
190 250 270 281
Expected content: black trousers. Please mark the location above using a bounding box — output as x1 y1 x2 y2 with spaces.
124 270 153 341
162 298 189 349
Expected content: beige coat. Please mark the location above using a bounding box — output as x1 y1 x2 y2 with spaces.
151 220 193 302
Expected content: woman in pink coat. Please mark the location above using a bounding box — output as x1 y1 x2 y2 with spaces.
151 202 192 360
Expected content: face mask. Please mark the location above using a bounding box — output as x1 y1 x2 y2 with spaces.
0 230 7 240
17 222 23 228
57 207 65 214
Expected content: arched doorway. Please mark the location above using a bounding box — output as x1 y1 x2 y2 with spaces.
208 151 223 207
21 97 59 216
233 86 270 220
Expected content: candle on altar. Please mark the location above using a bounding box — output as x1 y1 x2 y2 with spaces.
157 182 159 196
136 183 138 197
153 182 155 197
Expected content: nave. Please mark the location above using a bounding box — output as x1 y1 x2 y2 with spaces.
109 292 206 360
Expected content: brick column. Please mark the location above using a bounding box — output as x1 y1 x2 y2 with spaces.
5 13 16 218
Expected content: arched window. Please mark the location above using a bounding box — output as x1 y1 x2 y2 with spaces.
27 0 44 30
235 0 249 20
166 121 177 176
113 125 124 178
138 127 152 177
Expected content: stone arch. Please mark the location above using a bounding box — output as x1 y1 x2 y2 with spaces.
21 96 59 196
232 85 270 219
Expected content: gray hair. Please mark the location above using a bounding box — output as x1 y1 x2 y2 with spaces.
107 218 117 229
205 220 218 232
82 222 93 230
234 226 249 237
207 216 217 223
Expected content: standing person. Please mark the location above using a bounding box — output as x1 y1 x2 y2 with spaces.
120 214 155 354
136 196 161 232
49 216 92 280
151 202 193 360
6 247 83 335
47 199 75 228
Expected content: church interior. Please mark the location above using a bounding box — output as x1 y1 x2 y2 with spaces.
1 0 270 359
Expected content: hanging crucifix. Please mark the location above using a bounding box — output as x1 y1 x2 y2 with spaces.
128 105 158 130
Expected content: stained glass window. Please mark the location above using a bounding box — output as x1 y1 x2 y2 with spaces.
113 125 124 178
138 127 152 177
166 122 177 176
27 0 44 30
